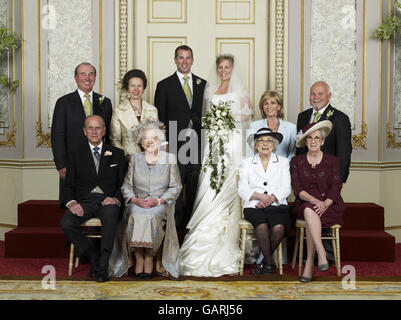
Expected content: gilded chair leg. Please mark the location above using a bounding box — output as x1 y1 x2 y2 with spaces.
331 228 337 272
239 227 247 276
68 244 74 277
291 228 299 269
278 242 283 275
298 227 305 277
335 228 341 276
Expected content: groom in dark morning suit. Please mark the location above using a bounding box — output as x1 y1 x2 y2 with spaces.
51 62 113 208
59 115 126 282
154 45 206 235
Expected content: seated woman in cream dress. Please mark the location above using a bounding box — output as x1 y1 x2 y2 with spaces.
108 120 182 279
110 69 159 160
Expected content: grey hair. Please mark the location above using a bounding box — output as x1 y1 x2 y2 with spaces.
254 136 280 153
134 120 166 146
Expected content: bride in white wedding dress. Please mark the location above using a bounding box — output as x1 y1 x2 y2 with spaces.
179 54 253 277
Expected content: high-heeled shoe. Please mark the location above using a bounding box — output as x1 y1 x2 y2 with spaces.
299 271 314 283
318 262 329 272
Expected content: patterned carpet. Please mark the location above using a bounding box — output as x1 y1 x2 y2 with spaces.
1 279 401 300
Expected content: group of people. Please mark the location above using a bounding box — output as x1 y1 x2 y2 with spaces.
51 45 352 283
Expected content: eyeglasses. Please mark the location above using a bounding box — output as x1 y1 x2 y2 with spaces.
142 136 159 142
256 139 274 144
86 126 103 132
306 136 321 142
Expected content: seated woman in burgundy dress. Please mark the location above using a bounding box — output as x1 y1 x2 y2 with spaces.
290 120 345 283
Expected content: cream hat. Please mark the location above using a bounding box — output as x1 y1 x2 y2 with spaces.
295 120 332 148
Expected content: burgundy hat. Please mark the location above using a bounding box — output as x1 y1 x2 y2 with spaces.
295 120 332 148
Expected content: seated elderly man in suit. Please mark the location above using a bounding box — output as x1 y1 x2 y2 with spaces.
59 115 127 282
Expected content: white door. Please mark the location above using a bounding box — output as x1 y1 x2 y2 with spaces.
131 0 269 117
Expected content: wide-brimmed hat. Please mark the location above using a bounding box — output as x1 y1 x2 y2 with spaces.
295 120 332 148
247 127 283 149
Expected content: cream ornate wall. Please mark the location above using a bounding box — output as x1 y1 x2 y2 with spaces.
1 0 401 242
288 0 401 241
0 0 115 239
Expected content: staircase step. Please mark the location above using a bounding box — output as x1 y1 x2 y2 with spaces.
4 227 68 258
288 229 395 262
17 200 64 227
342 203 384 230
340 230 395 262
289 202 385 231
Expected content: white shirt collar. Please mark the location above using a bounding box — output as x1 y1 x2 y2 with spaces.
89 141 103 152
176 71 193 81
77 89 93 102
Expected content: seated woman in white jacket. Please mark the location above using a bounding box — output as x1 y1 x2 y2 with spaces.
238 128 292 275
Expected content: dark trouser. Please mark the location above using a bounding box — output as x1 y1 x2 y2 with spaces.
58 177 66 209
175 162 201 231
59 194 120 268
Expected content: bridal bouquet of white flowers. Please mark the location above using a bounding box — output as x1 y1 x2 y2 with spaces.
202 100 236 194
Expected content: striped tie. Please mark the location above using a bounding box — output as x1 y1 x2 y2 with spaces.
93 147 100 161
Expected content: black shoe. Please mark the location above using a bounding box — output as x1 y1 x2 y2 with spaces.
85 247 99 278
252 263 276 275
142 273 153 280
89 260 99 278
134 272 145 279
96 266 109 282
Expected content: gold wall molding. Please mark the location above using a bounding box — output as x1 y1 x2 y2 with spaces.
302 1 367 149
148 0 187 23
118 0 128 103
275 0 284 96
385 225 401 231
386 121 401 148
0 223 17 228
147 36 186 102
35 120 50 148
386 0 401 149
350 161 401 170
99 0 103 94
0 0 17 148
0 159 55 168
0 121 16 147
35 0 50 148
300 0 304 112
216 0 255 24
352 122 368 150
352 0 368 150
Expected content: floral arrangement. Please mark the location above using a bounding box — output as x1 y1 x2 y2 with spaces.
375 0 401 40
99 96 105 105
0 26 21 92
201 100 236 194
326 109 334 119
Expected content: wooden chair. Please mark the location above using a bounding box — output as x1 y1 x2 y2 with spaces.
291 219 341 276
239 218 283 275
237 172 284 276
68 218 102 276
